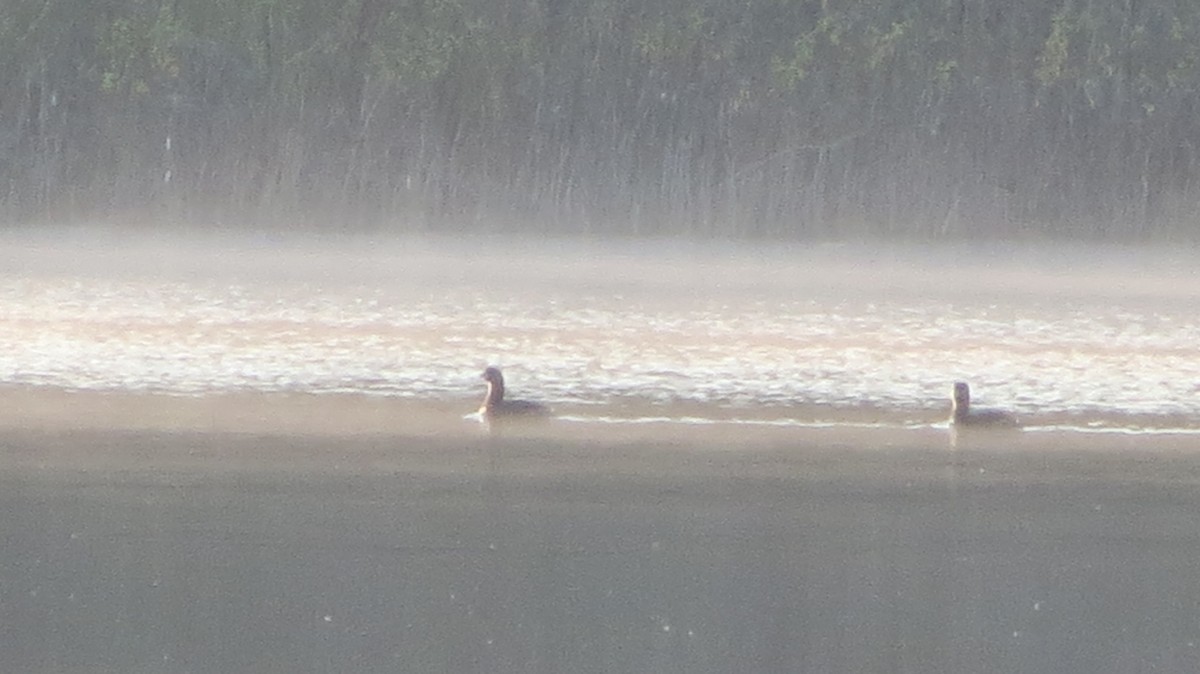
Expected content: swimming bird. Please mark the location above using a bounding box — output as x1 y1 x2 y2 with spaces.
950 381 1019 427
479 366 551 419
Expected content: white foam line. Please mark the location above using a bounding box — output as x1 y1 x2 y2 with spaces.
558 415 1200 436
556 414 931 431
1023 424 1200 436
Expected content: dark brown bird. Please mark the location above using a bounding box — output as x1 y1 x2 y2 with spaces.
950 381 1019 427
479 367 551 419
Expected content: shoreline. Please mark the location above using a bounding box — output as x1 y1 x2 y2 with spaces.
4 396 1200 492
3 382 1198 431
2 385 1198 455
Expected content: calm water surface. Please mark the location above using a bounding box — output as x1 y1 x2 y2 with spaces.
2 231 1198 431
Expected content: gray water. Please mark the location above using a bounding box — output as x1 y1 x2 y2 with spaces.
5 432 1200 674
2 230 1199 430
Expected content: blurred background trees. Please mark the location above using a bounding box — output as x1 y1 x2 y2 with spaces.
2 0 1198 239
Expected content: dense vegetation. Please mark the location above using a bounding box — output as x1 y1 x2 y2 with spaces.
3 0 1199 239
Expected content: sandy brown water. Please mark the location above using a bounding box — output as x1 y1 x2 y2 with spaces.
4 391 1200 673
3 232 1200 428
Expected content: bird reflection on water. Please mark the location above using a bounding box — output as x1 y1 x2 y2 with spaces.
948 381 1021 448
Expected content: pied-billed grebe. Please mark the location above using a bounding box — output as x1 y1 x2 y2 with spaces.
950 381 1019 427
479 366 551 418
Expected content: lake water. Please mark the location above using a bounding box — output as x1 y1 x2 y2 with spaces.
5 229 1200 674
2 230 1199 433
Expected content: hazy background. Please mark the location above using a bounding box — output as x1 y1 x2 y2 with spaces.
3 0 1200 239
7 6 1200 672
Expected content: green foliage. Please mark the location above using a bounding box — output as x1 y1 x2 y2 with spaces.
635 7 710 65
1035 8 1073 86
4 0 1200 239
932 59 957 90
97 2 183 96
771 35 814 87
865 19 911 71
370 6 465 84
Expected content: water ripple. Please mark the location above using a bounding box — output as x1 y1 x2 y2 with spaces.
2 238 1199 430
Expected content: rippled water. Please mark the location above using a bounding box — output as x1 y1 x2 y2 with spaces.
2 231 1199 431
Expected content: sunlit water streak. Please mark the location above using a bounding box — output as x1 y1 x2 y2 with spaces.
1 232 1198 432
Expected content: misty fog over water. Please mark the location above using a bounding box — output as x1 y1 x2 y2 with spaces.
2 231 1197 432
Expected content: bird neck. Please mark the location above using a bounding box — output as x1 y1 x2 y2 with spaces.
484 380 505 408
952 397 970 420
